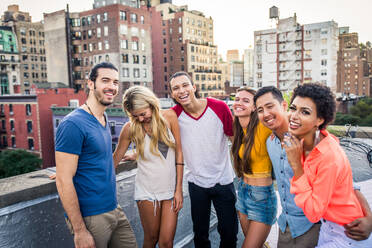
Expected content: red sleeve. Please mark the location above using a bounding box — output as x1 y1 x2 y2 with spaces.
171 104 183 117
207 98 233 136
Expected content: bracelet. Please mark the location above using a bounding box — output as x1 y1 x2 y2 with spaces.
176 162 185 166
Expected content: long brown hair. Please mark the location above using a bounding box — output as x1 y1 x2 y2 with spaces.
231 87 259 178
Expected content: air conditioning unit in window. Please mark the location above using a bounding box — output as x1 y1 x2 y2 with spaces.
69 99 79 108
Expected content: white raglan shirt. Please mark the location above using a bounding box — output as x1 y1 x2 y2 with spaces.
172 98 235 188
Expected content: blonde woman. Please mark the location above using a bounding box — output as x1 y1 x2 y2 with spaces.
113 86 184 248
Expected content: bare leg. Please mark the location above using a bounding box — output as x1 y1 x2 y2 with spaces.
158 200 178 248
242 220 272 248
137 201 161 248
238 211 251 237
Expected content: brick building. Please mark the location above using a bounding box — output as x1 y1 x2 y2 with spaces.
151 3 224 98
1 5 47 94
44 3 152 102
337 28 372 97
0 87 86 168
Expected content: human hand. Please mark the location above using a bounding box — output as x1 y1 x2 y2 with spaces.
282 133 304 179
123 153 136 161
74 229 96 248
49 173 56 180
344 216 372 241
173 189 183 213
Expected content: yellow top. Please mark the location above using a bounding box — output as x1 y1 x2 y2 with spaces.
238 121 272 178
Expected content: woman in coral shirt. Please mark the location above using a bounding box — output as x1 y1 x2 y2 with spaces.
283 83 372 247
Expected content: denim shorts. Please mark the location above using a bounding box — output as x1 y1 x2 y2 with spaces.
236 180 277 225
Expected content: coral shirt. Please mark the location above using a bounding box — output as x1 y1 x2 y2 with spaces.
290 130 364 225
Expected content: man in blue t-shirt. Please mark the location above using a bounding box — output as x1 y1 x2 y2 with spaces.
55 62 137 248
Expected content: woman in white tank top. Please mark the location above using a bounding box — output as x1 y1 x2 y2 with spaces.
113 86 184 248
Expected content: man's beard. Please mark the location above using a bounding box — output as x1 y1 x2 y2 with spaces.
94 89 116 106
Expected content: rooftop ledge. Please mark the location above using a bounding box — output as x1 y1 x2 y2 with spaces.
0 160 137 209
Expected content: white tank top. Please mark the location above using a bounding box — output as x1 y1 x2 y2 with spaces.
134 129 176 201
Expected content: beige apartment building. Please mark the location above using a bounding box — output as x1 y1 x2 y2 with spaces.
1 5 47 94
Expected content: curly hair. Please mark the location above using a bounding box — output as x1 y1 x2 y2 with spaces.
290 83 336 130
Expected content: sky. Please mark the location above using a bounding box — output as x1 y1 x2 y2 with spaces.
1 0 371 59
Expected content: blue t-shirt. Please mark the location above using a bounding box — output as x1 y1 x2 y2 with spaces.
55 108 117 217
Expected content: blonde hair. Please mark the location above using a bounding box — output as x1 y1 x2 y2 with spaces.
122 86 175 160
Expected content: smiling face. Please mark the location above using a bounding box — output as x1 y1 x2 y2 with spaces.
169 75 196 106
288 96 324 139
131 107 153 123
88 68 119 106
233 90 255 118
255 92 288 132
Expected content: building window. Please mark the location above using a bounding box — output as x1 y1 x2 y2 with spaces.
133 68 140 78
321 59 327 66
143 68 147 78
97 27 101 38
26 104 32 115
11 136 16 148
122 68 129 77
55 119 60 128
9 104 13 115
28 138 34 150
321 49 327 55
104 26 108 36
103 12 108 21
27 120 33 133
132 41 138 51
2 136 7 147
120 40 128 49
142 55 146 64
140 15 144 24
98 42 102 50
133 55 139 64
96 14 101 23
141 42 145 51
1 119 5 130
104 40 109 50
120 11 126 20
130 13 137 23
122 54 129 63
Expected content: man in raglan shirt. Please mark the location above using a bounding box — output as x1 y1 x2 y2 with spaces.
169 71 238 248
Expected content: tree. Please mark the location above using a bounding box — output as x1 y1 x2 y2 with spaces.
350 98 372 120
0 150 42 179
334 112 361 126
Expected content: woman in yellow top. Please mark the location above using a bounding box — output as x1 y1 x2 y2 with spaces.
231 86 277 248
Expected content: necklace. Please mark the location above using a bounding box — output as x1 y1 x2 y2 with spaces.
85 102 95 117
85 102 106 126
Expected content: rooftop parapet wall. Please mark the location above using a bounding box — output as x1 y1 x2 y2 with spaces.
0 161 195 248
